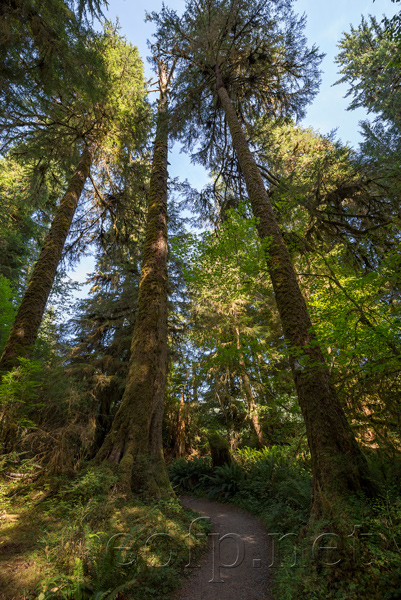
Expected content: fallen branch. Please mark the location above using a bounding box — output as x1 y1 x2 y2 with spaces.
5 471 42 479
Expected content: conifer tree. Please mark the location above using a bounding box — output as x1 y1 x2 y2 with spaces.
153 0 375 508
0 28 150 373
67 147 149 452
337 15 401 211
0 153 59 287
0 142 95 372
94 57 175 496
0 0 104 108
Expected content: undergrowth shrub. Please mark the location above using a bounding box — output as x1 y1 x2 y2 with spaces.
168 457 212 491
24 363 97 475
168 446 311 533
0 354 97 474
367 448 401 494
39 533 144 600
202 462 244 499
234 446 311 532
270 456 401 600
0 357 42 452
33 468 209 600
65 467 118 503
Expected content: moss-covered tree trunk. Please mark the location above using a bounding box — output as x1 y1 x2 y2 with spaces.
215 64 374 510
0 141 95 374
94 62 171 497
208 431 232 468
234 326 265 448
173 391 187 458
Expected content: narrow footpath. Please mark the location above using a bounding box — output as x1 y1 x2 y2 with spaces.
173 496 273 600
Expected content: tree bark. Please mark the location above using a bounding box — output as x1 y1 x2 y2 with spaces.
234 326 265 448
173 391 187 458
94 63 171 497
208 431 232 468
215 64 374 509
0 141 95 373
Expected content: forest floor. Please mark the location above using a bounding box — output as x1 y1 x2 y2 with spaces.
173 496 273 600
0 467 210 600
0 485 54 599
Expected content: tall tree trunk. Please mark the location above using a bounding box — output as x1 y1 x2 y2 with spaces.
94 62 171 497
215 64 374 509
173 391 187 458
234 326 265 448
192 362 199 407
0 141 95 374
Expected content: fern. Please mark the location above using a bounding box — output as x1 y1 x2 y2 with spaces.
168 457 212 491
202 462 244 499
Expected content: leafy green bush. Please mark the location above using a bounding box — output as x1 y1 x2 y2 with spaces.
168 457 212 491
0 274 16 355
0 357 42 415
234 446 311 531
0 357 43 451
168 446 311 532
202 462 244 499
65 467 118 504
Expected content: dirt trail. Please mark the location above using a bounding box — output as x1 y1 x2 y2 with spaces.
173 496 273 600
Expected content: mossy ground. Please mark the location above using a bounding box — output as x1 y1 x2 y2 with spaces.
0 457 209 600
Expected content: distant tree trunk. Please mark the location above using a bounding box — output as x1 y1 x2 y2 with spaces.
0 141 95 374
173 391 187 458
93 381 120 453
234 326 265 448
215 64 374 510
208 431 232 468
192 362 199 407
94 61 172 497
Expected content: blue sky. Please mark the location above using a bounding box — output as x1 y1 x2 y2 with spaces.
70 0 398 291
295 0 397 145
